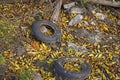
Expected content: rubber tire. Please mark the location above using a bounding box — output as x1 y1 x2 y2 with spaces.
32 20 61 44
54 57 91 80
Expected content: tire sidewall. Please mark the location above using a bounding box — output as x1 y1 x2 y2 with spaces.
54 57 91 80
32 20 61 44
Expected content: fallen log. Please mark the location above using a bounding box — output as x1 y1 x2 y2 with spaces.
0 0 33 4
87 0 120 7
51 0 63 22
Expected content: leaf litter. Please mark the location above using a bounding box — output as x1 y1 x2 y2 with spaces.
0 1 120 80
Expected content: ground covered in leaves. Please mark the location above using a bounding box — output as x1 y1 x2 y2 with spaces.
0 1 120 80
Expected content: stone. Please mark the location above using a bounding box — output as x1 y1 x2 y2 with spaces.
70 7 86 14
63 2 75 9
16 46 26 56
67 42 88 54
32 72 42 80
117 20 120 26
96 13 106 20
69 14 83 26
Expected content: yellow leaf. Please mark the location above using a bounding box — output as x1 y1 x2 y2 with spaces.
103 26 109 31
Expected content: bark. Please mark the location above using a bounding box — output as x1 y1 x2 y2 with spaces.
87 0 120 7
51 0 63 22
0 0 36 4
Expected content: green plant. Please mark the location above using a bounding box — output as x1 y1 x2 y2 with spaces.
34 12 43 20
19 70 31 80
0 54 6 65
77 0 88 7
93 3 101 8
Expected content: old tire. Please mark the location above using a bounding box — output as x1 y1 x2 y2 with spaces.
32 20 61 44
54 57 91 80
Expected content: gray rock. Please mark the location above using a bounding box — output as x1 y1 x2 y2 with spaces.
67 42 88 54
72 28 90 38
40 26 48 33
69 14 83 26
90 21 96 25
112 54 120 63
70 7 86 14
89 33 102 43
96 13 106 20
63 2 75 9
117 20 120 26
32 72 42 80
0 64 7 78
15 46 26 56
88 28 103 43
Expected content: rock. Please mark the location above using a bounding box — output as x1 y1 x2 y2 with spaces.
83 21 89 25
88 29 103 43
72 27 104 43
70 7 86 14
112 54 120 63
92 10 96 14
69 14 83 26
88 28 103 43
40 26 48 33
63 2 75 9
90 21 96 25
89 33 102 43
15 46 26 56
117 20 120 26
32 72 42 80
77 46 89 54
0 64 7 79
6 73 16 80
96 13 106 20
71 28 90 38
67 42 88 54
67 42 78 50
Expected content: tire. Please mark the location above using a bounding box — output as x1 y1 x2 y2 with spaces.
54 57 91 80
32 20 61 44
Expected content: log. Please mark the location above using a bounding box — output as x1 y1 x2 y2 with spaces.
87 0 120 7
51 0 63 22
0 0 35 4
